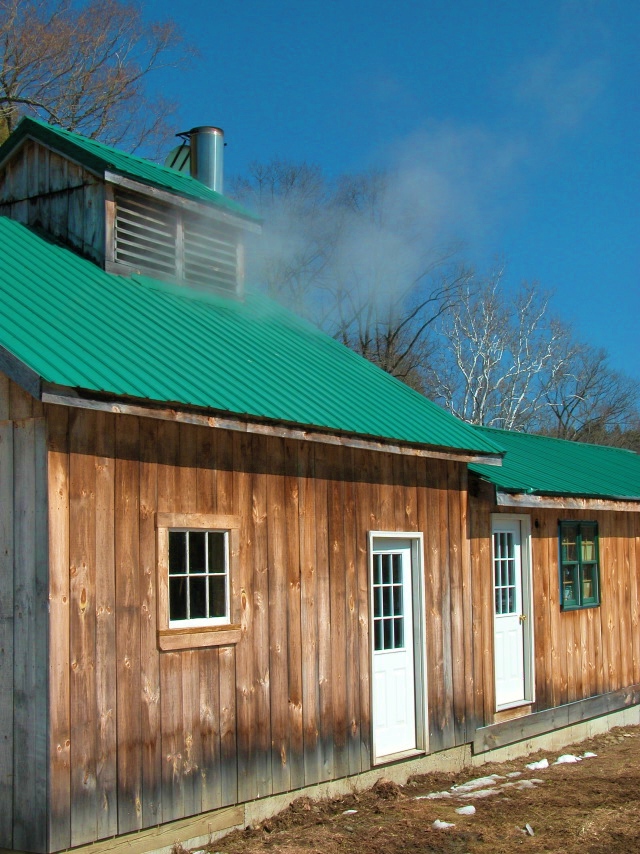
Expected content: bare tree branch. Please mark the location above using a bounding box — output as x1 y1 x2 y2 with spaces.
0 0 191 151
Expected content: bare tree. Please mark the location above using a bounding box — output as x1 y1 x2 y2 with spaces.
425 273 570 429
541 344 640 442
0 0 188 150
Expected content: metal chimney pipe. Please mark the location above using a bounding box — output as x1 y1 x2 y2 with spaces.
188 126 224 193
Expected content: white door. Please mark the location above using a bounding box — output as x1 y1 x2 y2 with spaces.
493 518 528 707
371 540 416 759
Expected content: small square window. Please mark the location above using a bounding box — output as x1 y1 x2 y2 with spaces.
156 513 241 650
559 521 600 610
168 529 229 626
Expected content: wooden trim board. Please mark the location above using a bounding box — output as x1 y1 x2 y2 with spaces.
474 684 640 753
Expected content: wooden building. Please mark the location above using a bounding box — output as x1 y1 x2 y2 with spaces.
0 118 638 854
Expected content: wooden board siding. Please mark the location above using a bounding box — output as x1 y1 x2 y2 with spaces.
0 138 105 263
42 402 481 848
0 376 49 852
468 476 640 718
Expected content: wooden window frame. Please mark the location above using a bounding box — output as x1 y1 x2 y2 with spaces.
558 520 601 611
156 513 241 650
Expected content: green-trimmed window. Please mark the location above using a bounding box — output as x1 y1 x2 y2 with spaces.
559 521 600 610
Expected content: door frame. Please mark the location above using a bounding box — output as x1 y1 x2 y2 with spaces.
491 514 535 710
369 531 428 763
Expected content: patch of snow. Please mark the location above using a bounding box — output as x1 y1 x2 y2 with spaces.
415 791 452 800
554 754 581 764
582 751 597 758
342 809 358 815
506 771 522 778
433 819 455 829
515 779 543 790
452 774 504 793
459 787 502 799
526 758 549 770
455 805 476 815
525 823 535 836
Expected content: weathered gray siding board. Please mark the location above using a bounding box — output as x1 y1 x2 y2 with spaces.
0 139 105 264
12 417 49 853
0 421 14 847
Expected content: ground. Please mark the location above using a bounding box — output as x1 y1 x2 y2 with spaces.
201 726 640 854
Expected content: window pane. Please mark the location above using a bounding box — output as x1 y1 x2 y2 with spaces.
562 564 577 606
373 554 381 586
190 576 207 618
374 586 382 619
393 617 404 649
208 532 226 573
382 555 392 585
393 584 403 617
581 528 596 562
169 576 187 620
209 575 226 617
374 620 383 651
495 588 501 615
383 586 392 617
189 531 206 573
383 619 392 650
169 531 186 575
392 554 402 584
561 525 578 562
582 564 596 601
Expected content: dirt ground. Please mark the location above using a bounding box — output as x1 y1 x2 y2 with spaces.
201 725 640 854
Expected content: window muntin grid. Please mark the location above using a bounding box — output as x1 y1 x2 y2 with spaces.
373 552 405 651
560 521 600 609
493 531 517 615
168 529 229 626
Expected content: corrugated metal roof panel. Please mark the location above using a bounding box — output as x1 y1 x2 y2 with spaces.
0 218 503 456
470 427 640 500
0 117 259 222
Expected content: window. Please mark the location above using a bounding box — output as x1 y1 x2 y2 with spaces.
559 521 600 610
156 513 241 650
168 529 229 626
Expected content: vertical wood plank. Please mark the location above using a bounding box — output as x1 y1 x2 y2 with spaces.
284 440 304 789
13 418 48 851
354 449 372 771
233 432 257 802
138 418 160 827
546 514 562 709
0 421 13 847
69 410 98 845
47 406 71 851
199 648 222 811
218 645 238 807
315 447 334 783
266 438 291 794
447 462 465 744
438 461 454 748
343 447 361 775
424 461 444 751
94 413 118 839
0 373 10 420
599 518 613 695
251 435 272 798
157 421 183 823
532 514 552 709
458 467 475 739
299 442 321 785
630 515 640 686
115 416 142 833
617 515 631 691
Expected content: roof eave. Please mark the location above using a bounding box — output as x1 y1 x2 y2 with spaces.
495 489 640 513
39 383 503 464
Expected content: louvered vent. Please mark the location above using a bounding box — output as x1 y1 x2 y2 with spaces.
114 190 238 293
183 213 237 291
114 192 177 277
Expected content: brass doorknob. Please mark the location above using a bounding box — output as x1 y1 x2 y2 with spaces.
519 614 527 623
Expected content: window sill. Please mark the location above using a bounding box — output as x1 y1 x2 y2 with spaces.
158 624 242 651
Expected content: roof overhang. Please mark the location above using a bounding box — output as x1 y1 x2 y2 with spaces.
40 384 504 465
496 490 640 513
105 172 262 233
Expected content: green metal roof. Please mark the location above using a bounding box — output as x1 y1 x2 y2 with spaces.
0 117 259 222
470 427 640 500
0 218 503 456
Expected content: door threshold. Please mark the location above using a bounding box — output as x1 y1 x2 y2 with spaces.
494 703 532 724
374 747 424 766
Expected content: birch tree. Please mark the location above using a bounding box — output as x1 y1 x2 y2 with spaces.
0 0 187 149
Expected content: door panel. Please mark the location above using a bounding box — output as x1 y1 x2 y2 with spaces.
372 543 416 759
492 519 529 707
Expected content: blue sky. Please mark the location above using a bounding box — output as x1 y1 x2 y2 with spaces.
148 0 639 378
